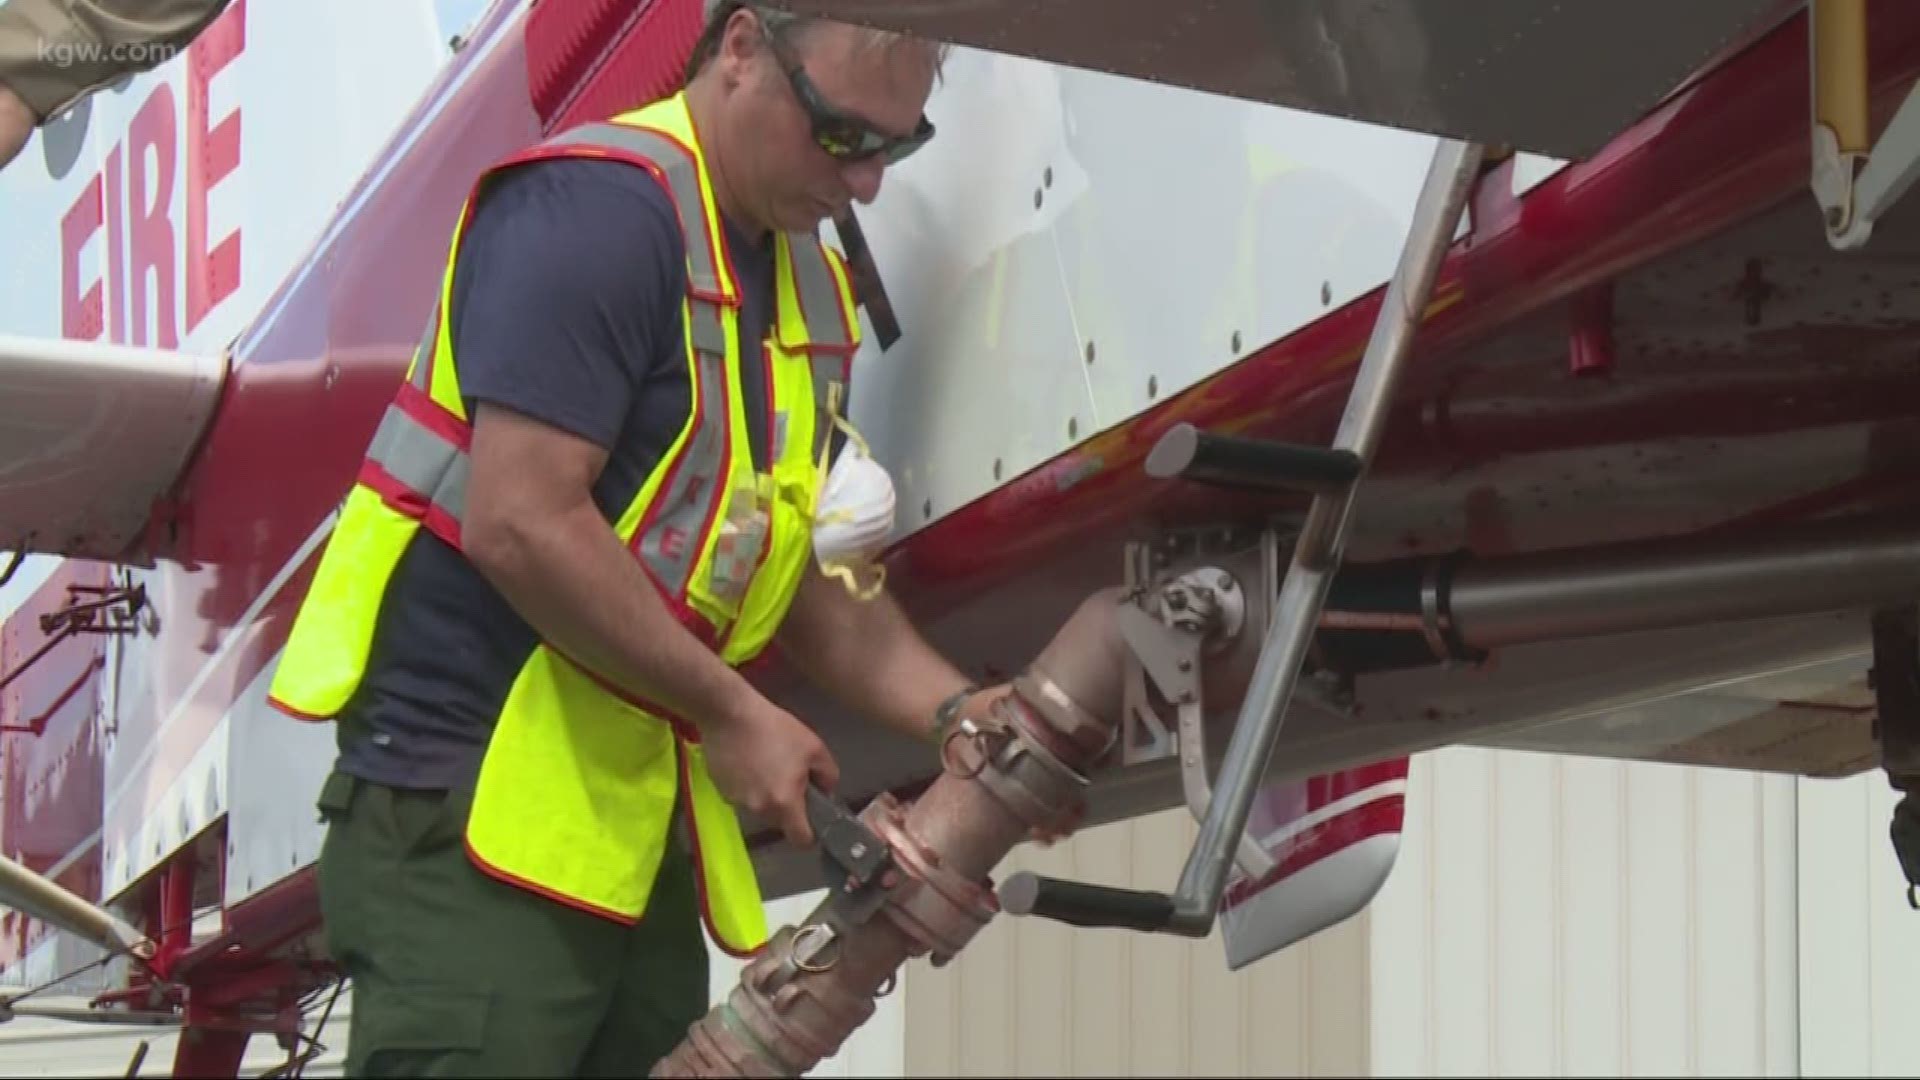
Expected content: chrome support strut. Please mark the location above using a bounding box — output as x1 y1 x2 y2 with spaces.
1000 136 1486 937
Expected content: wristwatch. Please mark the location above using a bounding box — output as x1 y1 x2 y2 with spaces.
930 684 978 745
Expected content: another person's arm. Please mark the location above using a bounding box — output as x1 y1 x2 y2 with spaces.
449 159 837 846
0 0 232 168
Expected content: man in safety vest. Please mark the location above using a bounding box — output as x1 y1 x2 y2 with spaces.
266 2 988 1073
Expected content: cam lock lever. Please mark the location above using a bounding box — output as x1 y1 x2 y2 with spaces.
806 786 894 928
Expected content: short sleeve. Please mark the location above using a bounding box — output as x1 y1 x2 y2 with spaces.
446 156 687 451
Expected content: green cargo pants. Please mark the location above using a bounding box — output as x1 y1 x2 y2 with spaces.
314 770 710 1077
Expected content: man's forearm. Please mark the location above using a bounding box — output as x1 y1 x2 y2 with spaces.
466 498 757 735
782 569 978 744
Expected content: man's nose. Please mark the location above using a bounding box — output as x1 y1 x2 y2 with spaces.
841 157 885 204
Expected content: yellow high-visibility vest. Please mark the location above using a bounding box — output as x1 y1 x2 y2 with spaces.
266 90 862 958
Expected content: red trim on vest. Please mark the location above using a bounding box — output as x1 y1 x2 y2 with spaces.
715 348 784 660
463 835 640 926
783 240 860 357
645 126 747 310
265 693 332 723
393 381 474 451
559 650 705 745
688 374 734 607
495 134 739 309
760 340 776 463
356 459 464 549
626 314 717 619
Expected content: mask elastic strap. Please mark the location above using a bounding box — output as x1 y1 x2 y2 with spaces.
820 556 887 601
809 379 888 600
817 380 873 473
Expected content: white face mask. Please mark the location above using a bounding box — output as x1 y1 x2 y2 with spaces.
812 437 895 599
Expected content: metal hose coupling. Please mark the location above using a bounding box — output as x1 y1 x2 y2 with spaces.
650 589 1131 1078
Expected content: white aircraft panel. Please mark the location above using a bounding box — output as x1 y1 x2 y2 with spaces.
837 46 1100 533
842 47 1442 537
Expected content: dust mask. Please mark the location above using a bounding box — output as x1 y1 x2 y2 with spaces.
811 427 894 600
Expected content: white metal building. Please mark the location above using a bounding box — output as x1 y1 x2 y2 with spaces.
2 744 1916 1077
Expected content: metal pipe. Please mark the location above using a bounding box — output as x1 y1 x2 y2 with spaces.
1446 514 1920 650
0 853 152 965
1813 0 1871 156
1165 136 1486 936
650 588 1131 1078
1311 514 1920 677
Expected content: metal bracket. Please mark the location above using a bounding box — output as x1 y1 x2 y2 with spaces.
1114 590 1275 883
0 583 146 709
1810 0 1920 250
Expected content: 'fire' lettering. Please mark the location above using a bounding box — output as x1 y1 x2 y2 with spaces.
128 83 179 349
54 0 247 347
59 175 103 340
187 0 245 330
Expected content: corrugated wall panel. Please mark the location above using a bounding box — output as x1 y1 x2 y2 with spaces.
1369 746 1801 1077
903 807 1371 1077
1794 773 1920 1078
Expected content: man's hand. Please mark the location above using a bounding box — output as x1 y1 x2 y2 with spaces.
701 690 840 848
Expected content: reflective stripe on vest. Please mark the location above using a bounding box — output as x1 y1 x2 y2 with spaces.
365 395 470 528
631 299 727 605
784 238 855 463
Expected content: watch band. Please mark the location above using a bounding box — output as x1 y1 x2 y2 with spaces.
931 684 978 744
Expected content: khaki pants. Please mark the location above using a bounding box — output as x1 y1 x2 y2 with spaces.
314 771 711 1078
0 0 232 119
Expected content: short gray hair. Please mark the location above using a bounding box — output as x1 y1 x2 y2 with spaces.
682 1 948 85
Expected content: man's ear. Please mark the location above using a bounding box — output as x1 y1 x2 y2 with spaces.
717 6 764 80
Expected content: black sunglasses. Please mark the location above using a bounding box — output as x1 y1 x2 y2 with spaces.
762 23 935 166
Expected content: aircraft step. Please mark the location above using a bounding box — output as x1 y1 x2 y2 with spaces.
999 136 1488 938
1144 424 1361 498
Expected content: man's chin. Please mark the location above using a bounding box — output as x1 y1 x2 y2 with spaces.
790 199 841 230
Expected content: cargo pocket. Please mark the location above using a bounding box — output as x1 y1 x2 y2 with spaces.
349 985 491 1078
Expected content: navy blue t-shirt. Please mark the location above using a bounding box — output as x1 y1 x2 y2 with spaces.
334 156 776 790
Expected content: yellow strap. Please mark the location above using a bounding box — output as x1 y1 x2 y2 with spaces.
816 380 871 469
806 381 888 601
820 555 887 601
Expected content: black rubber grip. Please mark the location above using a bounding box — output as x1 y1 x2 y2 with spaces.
998 872 1176 932
1144 422 1361 497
